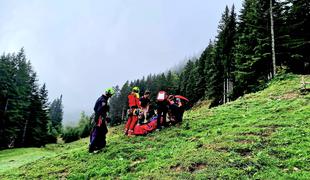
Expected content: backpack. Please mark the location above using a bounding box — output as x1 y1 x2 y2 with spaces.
157 91 167 102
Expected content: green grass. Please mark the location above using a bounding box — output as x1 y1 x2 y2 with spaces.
0 74 309 179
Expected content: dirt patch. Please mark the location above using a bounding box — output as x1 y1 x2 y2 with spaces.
171 162 207 173
129 159 146 172
239 127 277 138
239 132 261 136
170 163 184 172
130 159 146 167
59 170 69 180
261 128 275 137
272 91 299 100
235 148 252 157
235 139 255 144
188 162 207 173
187 137 199 142
256 124 287 128
215 147 229 153
203 144 229 153
47 168 68 179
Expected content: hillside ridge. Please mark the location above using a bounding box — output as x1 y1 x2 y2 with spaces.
1 74 309 179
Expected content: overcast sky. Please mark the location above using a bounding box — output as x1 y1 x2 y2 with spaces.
0 0 242 125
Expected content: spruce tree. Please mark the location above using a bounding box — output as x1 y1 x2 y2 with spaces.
49 95 63 134
233 0 272 98
285 0 310 73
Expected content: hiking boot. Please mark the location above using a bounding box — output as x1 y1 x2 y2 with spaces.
88 145 95 153
89 149 94 153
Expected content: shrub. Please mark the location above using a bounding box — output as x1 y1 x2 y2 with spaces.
61 127 80 143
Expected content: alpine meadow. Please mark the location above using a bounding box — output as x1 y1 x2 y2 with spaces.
0 0 309 179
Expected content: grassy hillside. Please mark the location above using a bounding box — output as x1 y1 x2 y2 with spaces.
0 74 309 179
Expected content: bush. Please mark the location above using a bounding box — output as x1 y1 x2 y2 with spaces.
61 112 92 143
61 127 80 143
78 112 92 138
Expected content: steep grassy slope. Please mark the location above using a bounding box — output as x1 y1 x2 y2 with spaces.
0 74 309 179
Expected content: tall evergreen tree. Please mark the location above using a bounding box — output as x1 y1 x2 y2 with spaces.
285 0 310 73
212 5 237 104
49 95 63 134
1 48 52 148
195 48 208 101
233 0 272 98
204 41 219 105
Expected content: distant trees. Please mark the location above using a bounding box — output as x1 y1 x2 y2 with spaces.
109 0 309 124
49 95 63 135
61 111 91 143
0 48 58 149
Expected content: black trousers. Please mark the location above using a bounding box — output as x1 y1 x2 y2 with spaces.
157 106 167 129
89 115 108 151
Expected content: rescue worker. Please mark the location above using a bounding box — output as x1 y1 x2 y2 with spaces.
139 90 151 123
156 91 169 131
124 86 141 136
175 98 185 123
168 96 184 125
89 88 115 153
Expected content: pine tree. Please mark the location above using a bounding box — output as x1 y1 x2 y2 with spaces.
38 84 51 144
195 48 208 101
233 0 272 98
285 0 310 73
181 60 196 103
24 73 48 147
0 53 18 148
118 81 131 122
166 70 178 95
204 41 221 106
49 95 63 135
213 5 237 104
109 85 122 125
203 41 216 100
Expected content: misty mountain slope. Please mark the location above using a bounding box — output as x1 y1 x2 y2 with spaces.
1 74 309 179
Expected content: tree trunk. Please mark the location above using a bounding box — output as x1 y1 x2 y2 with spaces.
223 78 226 104
270 0 276 77
226 77 229 102
230 78 234 101
121 107 125 122
0 97 8 144
21 119 28 145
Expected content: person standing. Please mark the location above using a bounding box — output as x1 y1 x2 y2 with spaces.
156 91 169 131
139 90 151 123
124 87 141 136
89 88 115 153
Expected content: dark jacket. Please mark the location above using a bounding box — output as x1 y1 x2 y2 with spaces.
94 95 109 117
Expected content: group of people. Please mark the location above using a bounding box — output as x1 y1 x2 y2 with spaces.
88 87 186 153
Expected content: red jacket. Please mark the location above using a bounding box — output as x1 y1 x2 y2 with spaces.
128 93 140 108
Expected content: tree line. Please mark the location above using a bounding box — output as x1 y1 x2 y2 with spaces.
0 48 64 149
109 0 309 125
